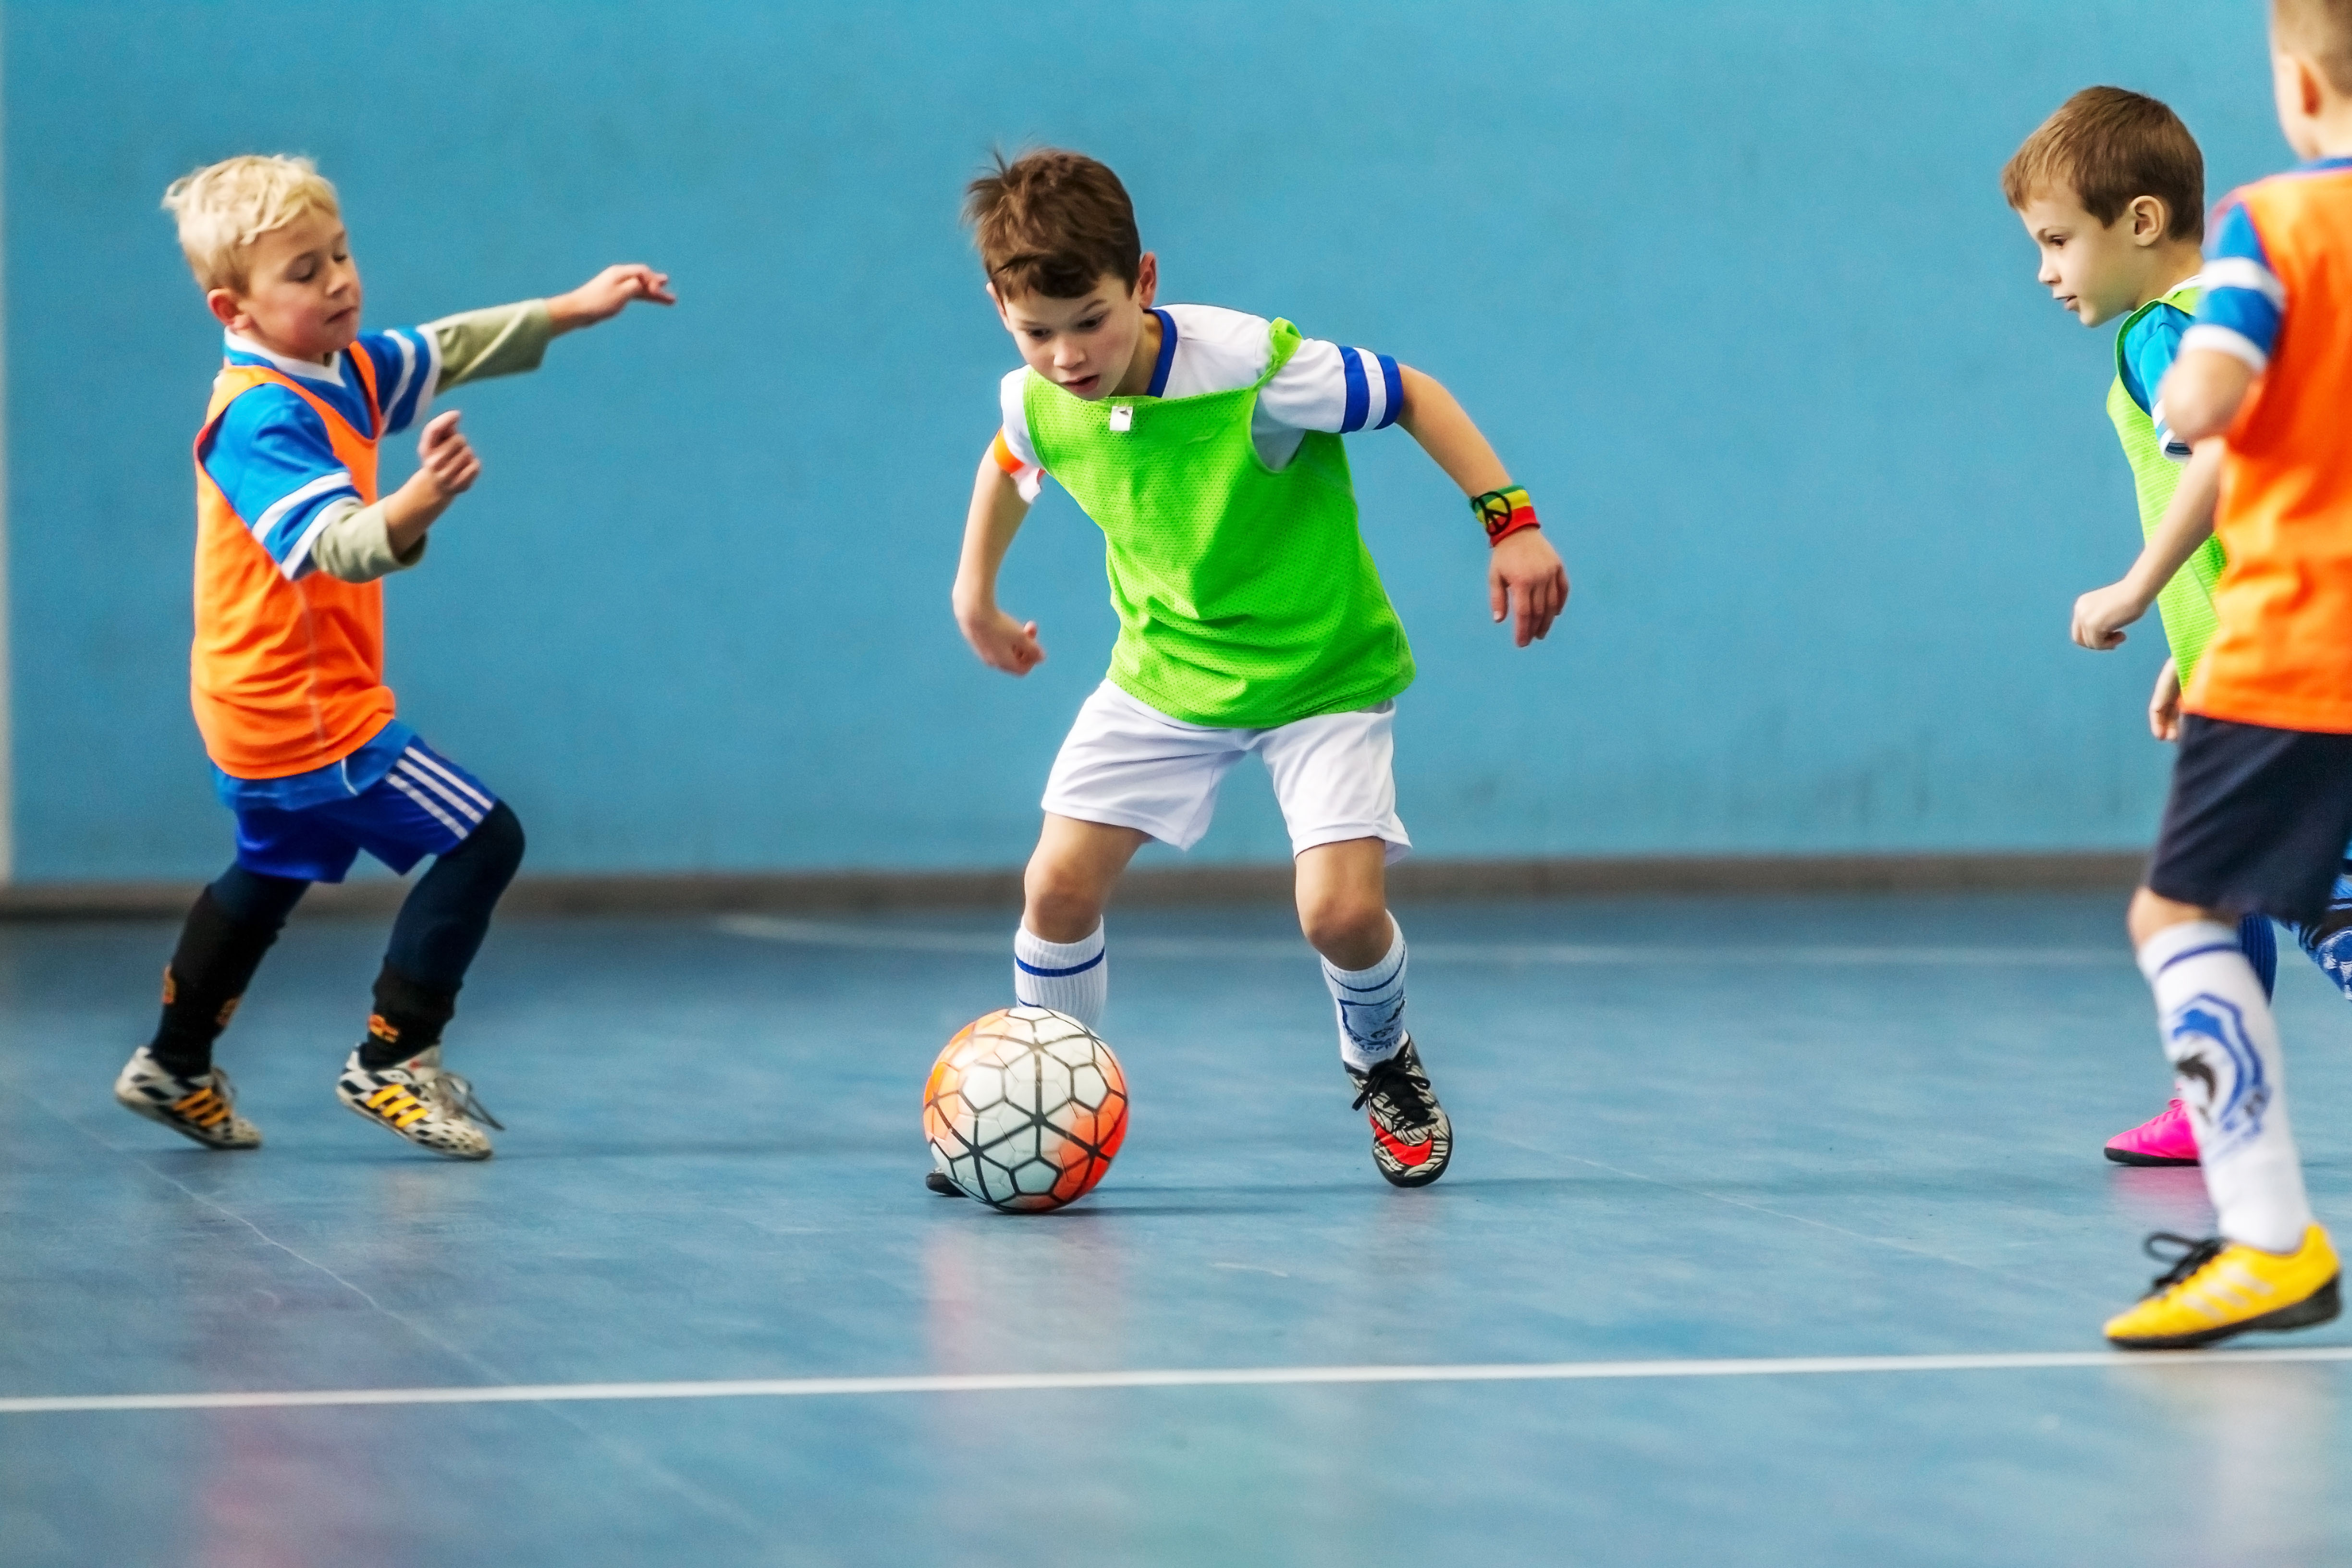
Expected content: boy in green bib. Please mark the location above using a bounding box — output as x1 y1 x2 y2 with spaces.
2006 87 2352 1168
947 149 1567 1190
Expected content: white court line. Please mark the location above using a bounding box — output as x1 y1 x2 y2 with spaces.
713 916 2119 967
10 1347 2352 1415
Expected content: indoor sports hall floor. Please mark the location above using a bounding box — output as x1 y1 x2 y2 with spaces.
5 892 2351 1566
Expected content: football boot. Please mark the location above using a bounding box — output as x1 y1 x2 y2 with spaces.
1347 1036 1452 1188
2105 1225 2341 1350
2105 1098 2199 1166
336 1044 499 1160
113 1046 261 1150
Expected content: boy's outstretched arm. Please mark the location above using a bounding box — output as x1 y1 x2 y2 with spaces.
1394 366 1568 648
2072 437 2224 649
2157 347 2255 447
953 454 1046 675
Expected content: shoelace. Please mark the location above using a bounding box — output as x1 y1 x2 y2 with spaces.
1351 1054 1436 1131
420 1067 504 1131
2142 1231 2227 1295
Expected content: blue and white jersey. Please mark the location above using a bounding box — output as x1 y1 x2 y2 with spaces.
2120 291 2197 460
2179 159 2352 373
996 304 1403 501
199 326 442 580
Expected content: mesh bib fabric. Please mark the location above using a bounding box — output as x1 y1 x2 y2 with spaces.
2107 282 2226 682
1023 317 1413 728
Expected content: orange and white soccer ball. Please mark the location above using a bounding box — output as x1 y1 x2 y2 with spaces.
924 1007 1128 1212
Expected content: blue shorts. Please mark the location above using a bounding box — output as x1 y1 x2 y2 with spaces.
2146 715 2352 925
232 735 500 884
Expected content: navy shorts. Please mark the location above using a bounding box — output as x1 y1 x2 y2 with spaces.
233 736 499 884
2146 715 2352 924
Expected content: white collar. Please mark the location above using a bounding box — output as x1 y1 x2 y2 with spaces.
222 330 346 388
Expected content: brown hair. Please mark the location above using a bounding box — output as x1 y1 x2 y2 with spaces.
2001 86 2205 242
964 149 1141 300
2276 0 2352 96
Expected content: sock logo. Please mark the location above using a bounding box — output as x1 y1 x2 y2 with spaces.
367 1014 401 1044
160 967 177 1005
2165 992 2270 1156
214 996 241 1027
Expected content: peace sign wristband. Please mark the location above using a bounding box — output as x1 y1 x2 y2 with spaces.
1471 485 1538 546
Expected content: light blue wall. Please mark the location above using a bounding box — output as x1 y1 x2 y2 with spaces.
3 1 2286 882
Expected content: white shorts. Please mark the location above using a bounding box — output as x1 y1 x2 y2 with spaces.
1041 681 1411 860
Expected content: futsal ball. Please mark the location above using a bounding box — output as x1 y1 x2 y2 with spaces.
924 1007 1128 1212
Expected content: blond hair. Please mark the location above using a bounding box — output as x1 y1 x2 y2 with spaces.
2277 0 2352 95
161 154 341 294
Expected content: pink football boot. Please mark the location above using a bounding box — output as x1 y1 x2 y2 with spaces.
2104 1099 2200 1166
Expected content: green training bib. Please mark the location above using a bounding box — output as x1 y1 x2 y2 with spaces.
1023 317 1414 728
2106 280 2227 682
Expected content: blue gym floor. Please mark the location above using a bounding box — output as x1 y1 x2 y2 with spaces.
5 893 2351 1566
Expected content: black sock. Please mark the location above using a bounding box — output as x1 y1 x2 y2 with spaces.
359 963 459 1071
149 868 309 1077
358 802 524 1070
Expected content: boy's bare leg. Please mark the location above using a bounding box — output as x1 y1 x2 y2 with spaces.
1293 838 1393 968
1010 814 1146 1029
1298 835 1448 1183
2125 884 2314 1253
1024 814 1149 942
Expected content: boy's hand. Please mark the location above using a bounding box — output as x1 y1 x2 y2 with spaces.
2149 658 2183 742
2072 577 2151 649
548 264 677 331
1490 529 1569 646
382 410 478 553
957 601 1046 675
415 410 480 500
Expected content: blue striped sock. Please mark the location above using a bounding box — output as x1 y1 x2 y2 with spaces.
1323 919 1406 1071
1014 923 1107 1029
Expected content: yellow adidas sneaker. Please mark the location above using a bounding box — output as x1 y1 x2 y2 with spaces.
2105 1225 2340 1350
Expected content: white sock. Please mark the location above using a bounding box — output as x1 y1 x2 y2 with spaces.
2139 919 2314 1252
1323 918 1407 1072
1014 923 1107 1030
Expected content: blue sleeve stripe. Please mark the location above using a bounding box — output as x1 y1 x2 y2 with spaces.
2192 285 2282 364
2203 256 2283 306
2181 321 2271 372
1373 353 1404 430
1338 345 1370 432
249 470 358 575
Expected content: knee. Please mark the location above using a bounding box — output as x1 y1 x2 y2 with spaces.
1297 889 1391 966
460 801 526 883
1023 856 1104 943
2129 886 2216 948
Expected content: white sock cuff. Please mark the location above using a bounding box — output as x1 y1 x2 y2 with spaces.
1017 923 1105 971
2136 919 2241 985
1322 918 1404 986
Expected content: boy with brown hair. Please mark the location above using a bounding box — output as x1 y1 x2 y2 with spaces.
2056 0 2352 1347
945 149 1566 1190
115 155 671 1160
2002 88 2352 1171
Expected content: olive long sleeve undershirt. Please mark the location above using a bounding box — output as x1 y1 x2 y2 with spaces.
308 299 555 583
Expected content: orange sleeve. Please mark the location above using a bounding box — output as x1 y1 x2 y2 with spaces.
989 431 1024 475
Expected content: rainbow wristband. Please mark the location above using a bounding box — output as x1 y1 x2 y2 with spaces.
1471 486 1538 545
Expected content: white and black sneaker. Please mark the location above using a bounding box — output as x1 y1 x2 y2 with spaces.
1346 1036 1452 1188
113 1046 262 1150
336 1045 500 1160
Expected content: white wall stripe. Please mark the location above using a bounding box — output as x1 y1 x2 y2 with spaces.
5 1346 2348 1415
713 916 2124 968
